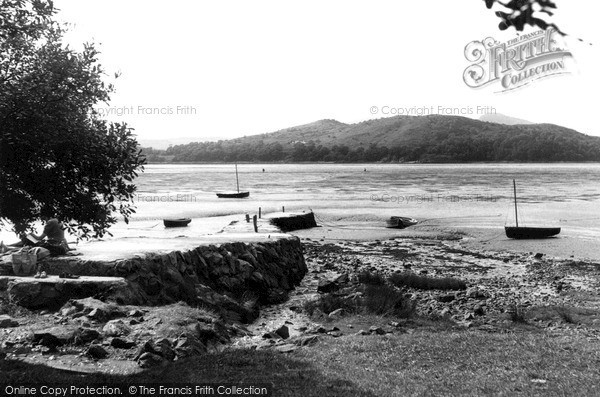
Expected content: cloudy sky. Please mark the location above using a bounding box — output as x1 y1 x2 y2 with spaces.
55 0 600 141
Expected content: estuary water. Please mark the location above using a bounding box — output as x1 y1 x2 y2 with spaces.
133 163 600 228
2 163 599 257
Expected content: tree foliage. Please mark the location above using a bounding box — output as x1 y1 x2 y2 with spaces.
0 0 145 238
484 0 564 34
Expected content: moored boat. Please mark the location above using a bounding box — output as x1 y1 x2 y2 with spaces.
163 218 192 228
505 179 560 239
505 226 560 239
217 164 250 199
386 216 418 229
216 191 250 198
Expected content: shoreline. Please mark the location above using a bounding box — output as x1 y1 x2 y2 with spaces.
2 211 600 377
291 215 600 262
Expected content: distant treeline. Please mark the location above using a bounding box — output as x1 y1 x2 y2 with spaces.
142 129 600 163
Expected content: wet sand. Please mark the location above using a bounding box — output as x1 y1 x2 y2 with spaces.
291 211 600 262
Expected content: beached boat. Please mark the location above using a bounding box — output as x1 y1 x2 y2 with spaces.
386 216 418 229
505 179 560 239
163 218 192 228
216 191 250 199
216 164 249 199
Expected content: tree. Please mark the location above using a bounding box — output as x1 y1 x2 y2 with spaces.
0 0 145 238
484 0 565 35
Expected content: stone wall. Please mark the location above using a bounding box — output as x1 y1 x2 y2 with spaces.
7 236 307 322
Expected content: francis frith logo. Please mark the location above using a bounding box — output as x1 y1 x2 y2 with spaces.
463 28 572 92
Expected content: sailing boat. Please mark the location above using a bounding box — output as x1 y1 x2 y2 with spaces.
505 179 560 239
216 164 250 198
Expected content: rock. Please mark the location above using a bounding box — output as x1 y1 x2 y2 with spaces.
60 306 78 317
74 328 101 345
369 326 386 335
262 332 278 339
356 330 370 336
311 308 325 319
86 344 109 359
137 352 164 368
334 273 349 284
317 279 339 293
312 326 339 334
8 279 127 310
135 339 176 362
128 309 145 317
437 294 456 303
65 298 123 321
0 315 18 328
274 325 290 339
466 288 488 299
474 304 485 316
32 327 77 347
458 321 473 328
327 330 343 337
88 308 106 320
110 338 137 349
154 338 176 361
275 344 298 353
534 253 544 259
328 308 344 318
102 319 131 337
174 335 206 358
292 335 319 347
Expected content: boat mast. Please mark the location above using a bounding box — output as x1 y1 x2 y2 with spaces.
235 164 240 193
513 179 519 227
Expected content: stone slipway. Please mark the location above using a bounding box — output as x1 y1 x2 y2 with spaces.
1 214 314 320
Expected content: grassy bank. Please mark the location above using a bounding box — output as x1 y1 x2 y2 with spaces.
3 321 600 396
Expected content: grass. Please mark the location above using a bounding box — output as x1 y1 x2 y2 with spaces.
362 284 415 317
305 271 415 318
508 304 528 323
554 306 576 324
356 271 386 286
304 288 416 319
388 272 467 291
303 293 359 316
4 326 600 396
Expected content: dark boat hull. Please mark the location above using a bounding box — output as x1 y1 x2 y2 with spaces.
505 226 560 239
216 192 250 198
163 218 192 228
386 216 418 229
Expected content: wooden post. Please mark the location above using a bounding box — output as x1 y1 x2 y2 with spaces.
245 214 250 223
253 215 258 232
282 206 285 213
258 207 261 219
513 179 519 228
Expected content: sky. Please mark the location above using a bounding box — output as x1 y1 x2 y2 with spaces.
54 0 600 141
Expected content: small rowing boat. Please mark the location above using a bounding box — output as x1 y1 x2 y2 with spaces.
163 218 192 228
386 216 418 229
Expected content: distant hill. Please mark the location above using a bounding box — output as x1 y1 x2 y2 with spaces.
479 113 533 125
138 136 222 150
144 115 600 163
